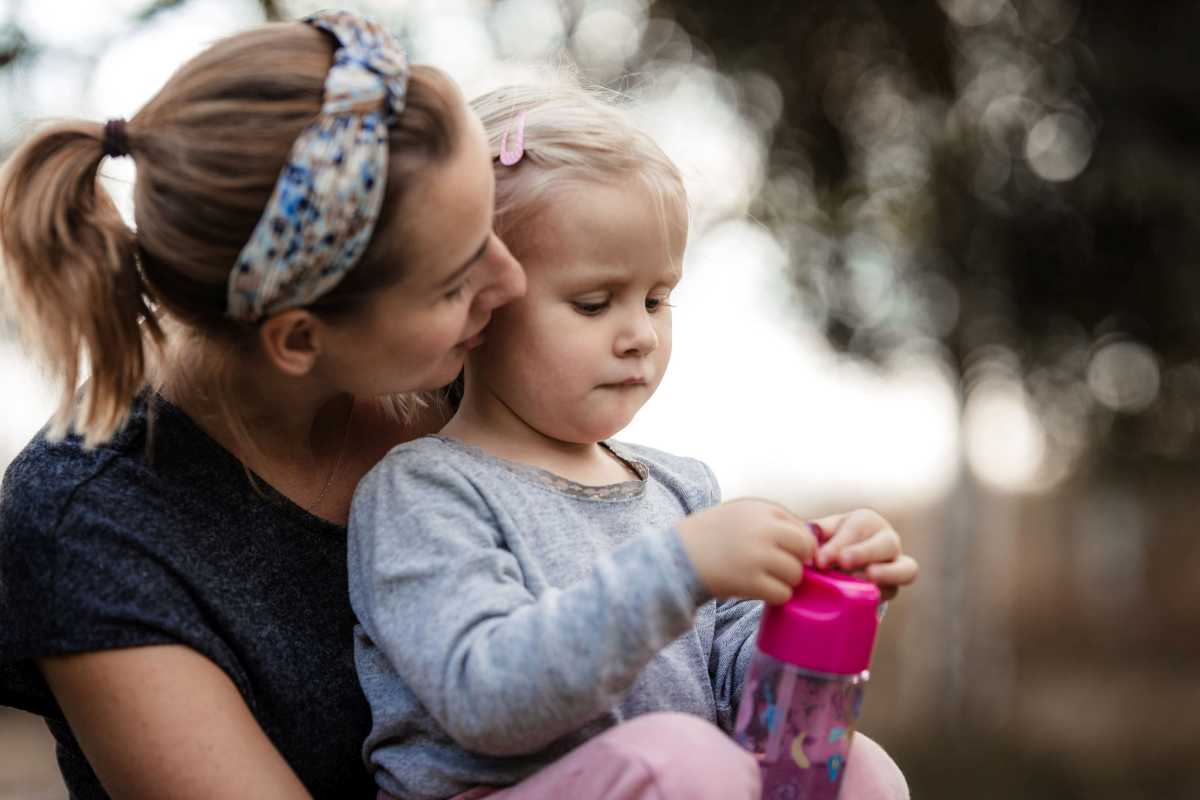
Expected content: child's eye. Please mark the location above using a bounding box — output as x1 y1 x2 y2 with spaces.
572 296 609 315
646 294 673 312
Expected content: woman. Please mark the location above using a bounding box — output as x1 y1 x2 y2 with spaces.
0 11 523 797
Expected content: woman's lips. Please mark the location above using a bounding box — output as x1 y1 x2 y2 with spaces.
458 319 491 350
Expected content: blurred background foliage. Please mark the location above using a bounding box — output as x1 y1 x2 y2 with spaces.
3 0 1198 487
656 0 1200 479
0 1 1197 798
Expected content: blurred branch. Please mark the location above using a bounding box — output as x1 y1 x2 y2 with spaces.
0 25 30 69
653 0 1200 470
257 0 288 22
131 0 188 23
133 0 284 22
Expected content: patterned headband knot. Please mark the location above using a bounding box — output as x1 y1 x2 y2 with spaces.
322 22 409 118
227 9 411 322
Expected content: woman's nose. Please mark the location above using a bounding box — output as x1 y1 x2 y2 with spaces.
474 234 526 313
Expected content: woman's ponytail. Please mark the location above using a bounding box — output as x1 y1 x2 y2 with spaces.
0 23 462 450
0 121 162 446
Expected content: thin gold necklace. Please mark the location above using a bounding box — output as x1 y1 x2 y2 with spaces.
310 400 354 513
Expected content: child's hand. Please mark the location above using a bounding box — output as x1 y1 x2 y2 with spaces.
677 499 818 604
811 508 919 601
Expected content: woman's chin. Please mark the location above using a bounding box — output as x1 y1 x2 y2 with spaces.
392 356 466 395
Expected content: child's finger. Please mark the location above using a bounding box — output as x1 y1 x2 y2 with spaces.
809 513 846 543
813 510 876 568
765 548 805 587
807 519 834 544
774 520 818 562
864 555 919 588
756 575 794 606
834 528 901 570
763 500 807 529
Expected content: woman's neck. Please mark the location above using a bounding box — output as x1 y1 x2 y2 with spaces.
148 325 447 524
153 338 336 460
149 331 366 520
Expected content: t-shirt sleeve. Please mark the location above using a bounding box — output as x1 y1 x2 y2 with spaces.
692 457 765 732
0 458 246 717
696 458 722 509
348 445 708 758
709 597 763 732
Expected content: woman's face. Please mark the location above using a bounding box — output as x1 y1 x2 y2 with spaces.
318 102 526 397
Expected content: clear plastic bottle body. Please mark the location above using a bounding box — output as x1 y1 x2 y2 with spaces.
733 649 868 800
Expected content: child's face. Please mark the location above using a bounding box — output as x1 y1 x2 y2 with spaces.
468 179 686 444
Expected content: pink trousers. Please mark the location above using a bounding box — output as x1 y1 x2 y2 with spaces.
382 712 909 800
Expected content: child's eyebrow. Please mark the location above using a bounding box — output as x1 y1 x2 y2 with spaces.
436 236 490 289
564 262 682 286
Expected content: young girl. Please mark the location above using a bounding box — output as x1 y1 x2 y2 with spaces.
348 83 918 800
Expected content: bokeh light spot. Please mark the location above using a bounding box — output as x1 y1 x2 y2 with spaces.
1087 339 1160 413
964 375 1047 492
1026 111 1093 182
939 0 1009 28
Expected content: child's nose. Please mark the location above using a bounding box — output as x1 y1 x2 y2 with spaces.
616 311 659 356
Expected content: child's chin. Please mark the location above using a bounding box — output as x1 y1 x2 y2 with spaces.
577 416 637 443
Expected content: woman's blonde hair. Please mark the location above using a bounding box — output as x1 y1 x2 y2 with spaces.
0 22 460 446
470 80 687 256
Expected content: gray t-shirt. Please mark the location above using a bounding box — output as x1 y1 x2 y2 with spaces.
348 436 763 800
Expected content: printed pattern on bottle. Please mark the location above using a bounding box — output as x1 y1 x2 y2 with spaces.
734 655 866 800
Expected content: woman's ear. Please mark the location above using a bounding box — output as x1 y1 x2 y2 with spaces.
257 309 325 377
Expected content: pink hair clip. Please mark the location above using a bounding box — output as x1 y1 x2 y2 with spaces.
499 110 527 166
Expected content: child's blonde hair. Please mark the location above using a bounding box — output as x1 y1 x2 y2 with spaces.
470 81 687 254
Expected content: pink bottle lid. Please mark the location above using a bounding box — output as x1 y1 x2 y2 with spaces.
756 568 881 676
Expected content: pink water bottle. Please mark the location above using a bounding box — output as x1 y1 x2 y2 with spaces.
733 569 882 799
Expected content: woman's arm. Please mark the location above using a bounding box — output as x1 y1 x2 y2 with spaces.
39 645 311 800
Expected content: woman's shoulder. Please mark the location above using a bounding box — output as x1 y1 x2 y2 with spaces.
1 394 237 542
2 422 140 534
0 394 344 695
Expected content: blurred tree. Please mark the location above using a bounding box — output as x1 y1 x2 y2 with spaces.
652 0 1200 473
3 0 1197 477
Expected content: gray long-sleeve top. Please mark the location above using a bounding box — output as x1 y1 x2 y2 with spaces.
347 436 763 800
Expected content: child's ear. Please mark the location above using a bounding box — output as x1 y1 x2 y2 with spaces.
258 309 324 377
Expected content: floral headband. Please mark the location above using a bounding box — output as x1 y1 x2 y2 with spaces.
226 9 410 322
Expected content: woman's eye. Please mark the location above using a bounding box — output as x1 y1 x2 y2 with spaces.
444 281 469 302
